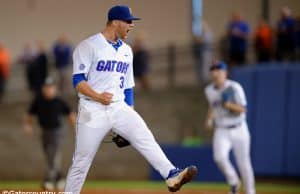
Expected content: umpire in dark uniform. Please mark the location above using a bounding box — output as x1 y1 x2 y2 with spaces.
23 77 76 190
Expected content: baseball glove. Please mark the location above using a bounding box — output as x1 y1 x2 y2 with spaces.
221 86 235 103
112 134 130 148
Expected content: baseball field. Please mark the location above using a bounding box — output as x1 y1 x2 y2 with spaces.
1 181 300 194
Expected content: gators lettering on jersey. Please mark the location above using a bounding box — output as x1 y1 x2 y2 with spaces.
73 33 135 102
96 60 129 74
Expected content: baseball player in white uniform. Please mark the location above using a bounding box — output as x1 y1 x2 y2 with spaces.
64 5 197 194
204 61 255 194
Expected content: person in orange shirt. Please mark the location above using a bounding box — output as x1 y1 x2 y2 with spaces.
254 20 273 62
0 43 10 102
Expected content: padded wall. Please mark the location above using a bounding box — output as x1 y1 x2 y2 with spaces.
284 67 300 175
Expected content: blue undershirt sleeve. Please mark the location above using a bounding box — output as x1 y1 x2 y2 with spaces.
72 73 87 88
124 88 134 106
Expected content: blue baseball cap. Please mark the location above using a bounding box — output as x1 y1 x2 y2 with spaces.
108 5 141 21
209 60 228 71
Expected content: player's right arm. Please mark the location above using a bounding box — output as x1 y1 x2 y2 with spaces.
223 101 245 114
23 113 34 135
23 98 37 136
204 86 214 131
75 81 113 105
222 83 247 114
73 41 113 105
205 107 214 131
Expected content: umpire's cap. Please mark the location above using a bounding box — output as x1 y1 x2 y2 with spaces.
108 5 141 21
209 60 228 71
44 77 55 86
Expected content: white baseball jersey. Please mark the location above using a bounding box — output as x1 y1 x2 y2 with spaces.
205 80 247 128
73 33 135 103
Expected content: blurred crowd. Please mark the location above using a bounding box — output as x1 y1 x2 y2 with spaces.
1 6 300 100
0 32 151 103
193 6 300 84
0 35 73 104
18 35 73 97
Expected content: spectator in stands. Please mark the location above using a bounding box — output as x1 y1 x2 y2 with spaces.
192 20 213 85
23 77 76 190
0 43 10 102
275 6 296 61
296 16 300 61
30 42 48 95
19 43 38 93
132 33 151 90
34 42 48 93
219 35 230 65
227 12 250 67
254 19 273 62
52 35 72 96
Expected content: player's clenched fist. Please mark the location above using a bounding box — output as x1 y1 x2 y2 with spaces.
97 92 113 105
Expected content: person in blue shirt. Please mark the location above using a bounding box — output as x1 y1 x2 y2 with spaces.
276 7 296 61
227 13 250 67
52 35 72 96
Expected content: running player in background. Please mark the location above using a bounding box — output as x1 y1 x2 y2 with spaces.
65 5 197 194
204 60 255 194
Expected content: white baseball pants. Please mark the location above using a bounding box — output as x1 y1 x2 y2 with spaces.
65 100 175 194
213 122 256 194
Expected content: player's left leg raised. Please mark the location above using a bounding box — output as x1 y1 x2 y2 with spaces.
113 102 198 192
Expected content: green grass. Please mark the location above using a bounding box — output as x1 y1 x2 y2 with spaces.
0 181 300 193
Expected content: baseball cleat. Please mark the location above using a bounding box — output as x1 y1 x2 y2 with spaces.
165 165 198 192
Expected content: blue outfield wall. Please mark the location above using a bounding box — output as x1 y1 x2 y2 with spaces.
248 66 286 175
150 64 300 181
285 67 300 176
231 64 300 176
